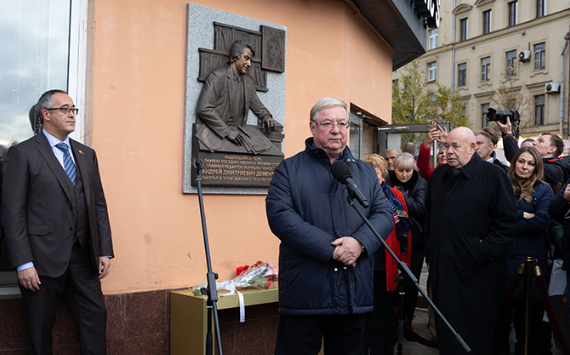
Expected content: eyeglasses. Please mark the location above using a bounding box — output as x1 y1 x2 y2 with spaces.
312 121 350 131
46 107 79 115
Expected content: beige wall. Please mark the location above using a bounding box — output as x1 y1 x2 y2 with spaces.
90 0 394 294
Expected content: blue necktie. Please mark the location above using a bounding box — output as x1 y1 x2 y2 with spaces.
55 143 76 185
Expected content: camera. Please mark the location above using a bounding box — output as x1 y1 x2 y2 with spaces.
487 108 520 124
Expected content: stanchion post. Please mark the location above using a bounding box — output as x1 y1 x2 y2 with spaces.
523 257 534 355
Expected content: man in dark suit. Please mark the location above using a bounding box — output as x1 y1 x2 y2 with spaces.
2 89 114 354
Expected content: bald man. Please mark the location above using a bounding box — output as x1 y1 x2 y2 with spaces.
424 127 517 355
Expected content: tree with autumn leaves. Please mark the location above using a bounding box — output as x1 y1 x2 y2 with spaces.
392 60 471 145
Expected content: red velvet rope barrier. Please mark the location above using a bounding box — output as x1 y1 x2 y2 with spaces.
535 273 570 355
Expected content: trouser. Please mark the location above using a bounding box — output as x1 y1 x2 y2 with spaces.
20 241 107 355
364 271 397 355
402 245 424 326
275 313 367 355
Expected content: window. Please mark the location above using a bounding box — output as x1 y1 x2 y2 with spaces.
535 95 545 125
458 63 467 87
429 29 438 50
508 1 518 26
0 0 86 290
349 112 362 158
482 103 490 127
481 57 491 82
392 79 399 96
483 10 492 34
428 62 437 81
506 50 517 76
460 18 468 41
534 43 546 71
536 0 545 18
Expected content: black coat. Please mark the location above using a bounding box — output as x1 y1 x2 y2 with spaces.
549 180 570 272
266 138 394 316
425 154 517 355
506 181 553 301
388 170 427 248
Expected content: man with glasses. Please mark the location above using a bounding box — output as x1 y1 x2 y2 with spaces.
2 89 114 354
266 96 393 355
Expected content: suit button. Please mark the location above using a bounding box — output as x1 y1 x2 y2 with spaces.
69 206 72 210
69 227 73 231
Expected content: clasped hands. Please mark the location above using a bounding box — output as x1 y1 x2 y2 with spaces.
332 236 363 267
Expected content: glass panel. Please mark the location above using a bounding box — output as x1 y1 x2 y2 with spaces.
349 123 361 159
0 0 71 275
0 0 71 154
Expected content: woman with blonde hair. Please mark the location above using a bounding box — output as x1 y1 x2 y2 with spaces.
495 146 554 355
362 154 411 354
388 152 428 332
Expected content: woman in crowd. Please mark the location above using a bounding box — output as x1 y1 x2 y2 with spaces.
363 154 411 355
417 125 447 182
388 152 428 333
495 146 553 355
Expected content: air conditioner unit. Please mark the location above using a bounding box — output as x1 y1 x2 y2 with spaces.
519 50 531 62
545 82 560 94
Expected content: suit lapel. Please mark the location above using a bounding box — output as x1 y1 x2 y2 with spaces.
34 133 73 203
70 140 91 208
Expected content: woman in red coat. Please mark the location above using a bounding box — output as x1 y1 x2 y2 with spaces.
363 154 412 355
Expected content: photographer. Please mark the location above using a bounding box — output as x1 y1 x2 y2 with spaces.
496 119 565 192
417 125 447 182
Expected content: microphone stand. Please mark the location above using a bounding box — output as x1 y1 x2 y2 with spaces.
192 157 223 355
344 193 472 354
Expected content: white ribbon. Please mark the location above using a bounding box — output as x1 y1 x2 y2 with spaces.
218 280 246 322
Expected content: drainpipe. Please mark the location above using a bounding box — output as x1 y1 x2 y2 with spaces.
451 0 456 91
561 33 569 137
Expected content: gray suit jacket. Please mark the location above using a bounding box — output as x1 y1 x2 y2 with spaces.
2 133 113 277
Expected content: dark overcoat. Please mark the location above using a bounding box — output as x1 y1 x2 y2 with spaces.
425 153 517 355
266 138 394 316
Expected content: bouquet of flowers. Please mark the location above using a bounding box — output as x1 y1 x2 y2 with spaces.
233 261 277 289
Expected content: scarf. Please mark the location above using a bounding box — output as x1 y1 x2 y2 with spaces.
381 181 410 253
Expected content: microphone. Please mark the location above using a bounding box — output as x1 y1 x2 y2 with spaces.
330 160 369 208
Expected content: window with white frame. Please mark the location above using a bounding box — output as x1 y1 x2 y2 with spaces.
429 29 438 50
428 62 437 81
506 50 517 76
535 95 545 125
481 57 491 82
460 18 468 41
458 63 467 87
534 43 546 71
508 1 518 26
483 10 492 34
536 0 546 18
481 103 490 127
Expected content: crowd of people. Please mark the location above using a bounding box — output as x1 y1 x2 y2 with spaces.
267 96 570 355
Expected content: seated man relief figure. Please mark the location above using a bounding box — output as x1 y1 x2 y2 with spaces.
196 40 280 155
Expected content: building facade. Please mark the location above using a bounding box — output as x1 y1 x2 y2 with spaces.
394 0 570 141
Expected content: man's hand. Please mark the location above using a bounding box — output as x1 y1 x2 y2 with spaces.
227 128 244 146
99 257 111 279
331 237 363 267
495 117 512 135
563 184 570 202
18 267 41 291
261 117 276 134
523 212 535 219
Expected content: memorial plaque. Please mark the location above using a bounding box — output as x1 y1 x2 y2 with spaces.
192 152 281 188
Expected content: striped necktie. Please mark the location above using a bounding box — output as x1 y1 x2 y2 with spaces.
55 142 76 185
